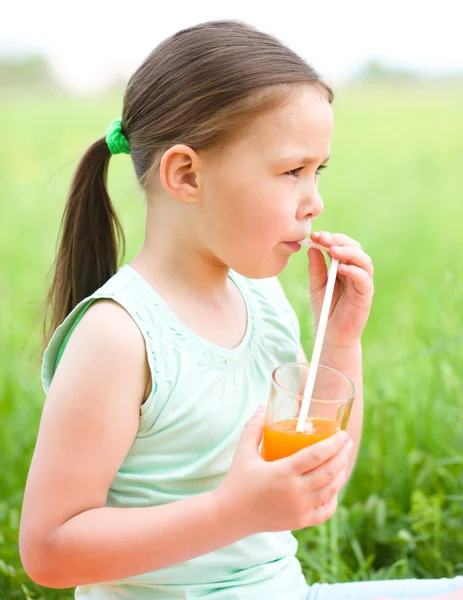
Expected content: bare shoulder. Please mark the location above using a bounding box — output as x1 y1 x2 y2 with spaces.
76 298 147 349
56 298 152 407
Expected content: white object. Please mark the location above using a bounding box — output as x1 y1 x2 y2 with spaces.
299 238 330 253
296 250 339 432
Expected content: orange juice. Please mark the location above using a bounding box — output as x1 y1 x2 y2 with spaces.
261 417 340 461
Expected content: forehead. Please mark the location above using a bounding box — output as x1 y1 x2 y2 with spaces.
243 85 334 159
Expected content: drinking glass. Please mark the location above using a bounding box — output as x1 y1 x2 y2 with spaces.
261 362 355 461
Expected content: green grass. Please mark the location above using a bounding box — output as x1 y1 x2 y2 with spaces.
1 81 463 598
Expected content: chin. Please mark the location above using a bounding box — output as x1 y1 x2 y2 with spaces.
230 255 291 280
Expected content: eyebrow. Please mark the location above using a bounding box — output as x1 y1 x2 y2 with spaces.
277 154 331 166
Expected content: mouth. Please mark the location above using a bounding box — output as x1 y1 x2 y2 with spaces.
282 241 303 252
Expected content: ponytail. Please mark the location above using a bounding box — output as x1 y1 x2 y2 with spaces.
43 136 125 351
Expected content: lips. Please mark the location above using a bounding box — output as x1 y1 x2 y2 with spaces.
282 230 311 250
285 237 309 245
283 241 303 252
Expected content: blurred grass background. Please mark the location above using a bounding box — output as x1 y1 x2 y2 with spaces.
1 80 462 598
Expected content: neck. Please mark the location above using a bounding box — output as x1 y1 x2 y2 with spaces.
130 204 230 301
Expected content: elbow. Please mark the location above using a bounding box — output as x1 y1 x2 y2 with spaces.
19 530 67 589
22 569 63 590
20 553 68 589
19 538 48 588
18 527 40 584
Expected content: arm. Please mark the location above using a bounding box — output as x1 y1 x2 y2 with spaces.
19 300 247 589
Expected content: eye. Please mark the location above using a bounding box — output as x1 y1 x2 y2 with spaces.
284 167 304 177
284 165 328 178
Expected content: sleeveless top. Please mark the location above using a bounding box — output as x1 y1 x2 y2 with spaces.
41 264 309 600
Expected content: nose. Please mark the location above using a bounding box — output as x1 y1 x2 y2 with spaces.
296 184 324 221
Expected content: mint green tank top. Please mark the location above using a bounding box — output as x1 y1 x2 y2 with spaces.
41 264 309 600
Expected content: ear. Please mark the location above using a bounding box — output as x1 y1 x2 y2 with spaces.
159 144 203 204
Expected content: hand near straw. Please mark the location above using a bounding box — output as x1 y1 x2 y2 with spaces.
306 231 374 350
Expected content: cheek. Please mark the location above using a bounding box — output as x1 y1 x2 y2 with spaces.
232 185 293 237
241 203 287 240
203 173 293 246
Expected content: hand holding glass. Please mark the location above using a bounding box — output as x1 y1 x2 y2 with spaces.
261 362 355 461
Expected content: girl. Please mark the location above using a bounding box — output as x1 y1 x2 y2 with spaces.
19 19 462 600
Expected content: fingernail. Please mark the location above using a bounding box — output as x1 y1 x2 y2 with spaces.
255 405 265 415
321 232 332 243
332 246 343 254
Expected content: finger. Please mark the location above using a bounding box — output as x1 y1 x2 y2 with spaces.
311 468 346 510
283 430 351 474
237 405 267 453
311 231 362 249
307 493 338 527
329 246 374 279
304 440 353 490
307 247 328 294
337 263 374 297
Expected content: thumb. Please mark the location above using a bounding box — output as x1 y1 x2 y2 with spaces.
308 247 329 321
308 247 328 295
238 405 266 452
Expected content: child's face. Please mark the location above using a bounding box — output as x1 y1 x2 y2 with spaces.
198 84 334 279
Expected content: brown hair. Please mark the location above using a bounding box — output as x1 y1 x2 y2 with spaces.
43 18 334 351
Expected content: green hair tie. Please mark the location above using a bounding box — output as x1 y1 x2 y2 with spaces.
105 117 130 155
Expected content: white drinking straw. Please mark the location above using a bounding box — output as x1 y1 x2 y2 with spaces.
299 239 328 252
296 244 339 432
